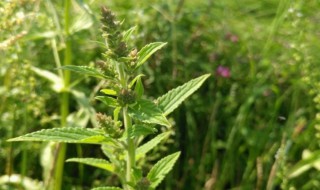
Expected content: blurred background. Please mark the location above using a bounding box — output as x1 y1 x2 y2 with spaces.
1 0 320 189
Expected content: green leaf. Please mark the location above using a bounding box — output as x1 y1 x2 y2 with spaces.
70 12 93 34
100 89 117 96
66 158 114 173
129 124 157 138
136 132 170 160
7 127 110 144
129 74 145 88
129 99 171 127
91 187 122 190
288 150 320 178
31 66 63 92
101 144 122 167
147 152 180 189
134 77 144 99
123 26 137 43
156 74 210 116
59 65 111 80
96 96 118 108
136 42 167 69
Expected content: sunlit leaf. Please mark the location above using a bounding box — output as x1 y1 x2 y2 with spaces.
136 132 170 160
156 74 210 116
136 42 167 69
129 99 170 127
7 127 110 144
59 65 111 80
147 152 180 189
129 124 157 138
123 26 137 43
67 158 114 173
96 96 118 108
100 89 117 96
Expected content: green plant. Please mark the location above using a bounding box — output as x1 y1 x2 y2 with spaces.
8 7 209 190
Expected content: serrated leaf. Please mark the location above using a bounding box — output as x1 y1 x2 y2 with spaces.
123 26 136 43
136 132 170 160
156 74 210 116
134 77 144 99
129 124 157 138
59 65 111 80
129 74 145 88
96 96 118 108
100 89 117 96
147 152 180 189
67 158 114 173
136 42 167 69
129 99 171 127
91 187 122 190
7 127 110 144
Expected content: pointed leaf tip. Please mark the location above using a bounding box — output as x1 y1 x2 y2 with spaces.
157 74 210 116
147 151 181 188
136 42 167 69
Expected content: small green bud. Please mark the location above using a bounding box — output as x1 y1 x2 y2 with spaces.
96 113 123 138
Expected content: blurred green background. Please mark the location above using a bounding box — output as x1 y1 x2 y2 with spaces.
1 0 320 189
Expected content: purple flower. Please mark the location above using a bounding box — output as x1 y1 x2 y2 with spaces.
216 66 230 78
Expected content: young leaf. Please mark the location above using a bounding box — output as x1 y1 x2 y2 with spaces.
101 89 117 96
123 26 137 43
59 65 111 80
134 77 144 99
91 187 123 190
7 127 110 144
136 132 170 160
128 74 145 88
66 158 115 173
31 66 63 92
96 96 118 108
129 124 157 138
147 152 181 189
136 42 167 69
128 99 171 127
156 74 210 116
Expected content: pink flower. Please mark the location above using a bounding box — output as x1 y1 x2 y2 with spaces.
216 66 230 78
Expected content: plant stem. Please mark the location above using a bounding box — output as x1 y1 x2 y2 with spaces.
116 59 135 189
52 0 72 189
123 106 135 189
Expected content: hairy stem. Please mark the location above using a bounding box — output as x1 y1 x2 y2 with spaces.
116 60 135 189
123 106 135 189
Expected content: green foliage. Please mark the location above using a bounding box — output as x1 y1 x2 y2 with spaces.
136 132 171 160
147 152 181 189
59 65 114 80
66 158 115 173
3 0 320 189
7 5 208 190
136 42 167 69
129 99 171 127
156 74 211 116
8 127 110 144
